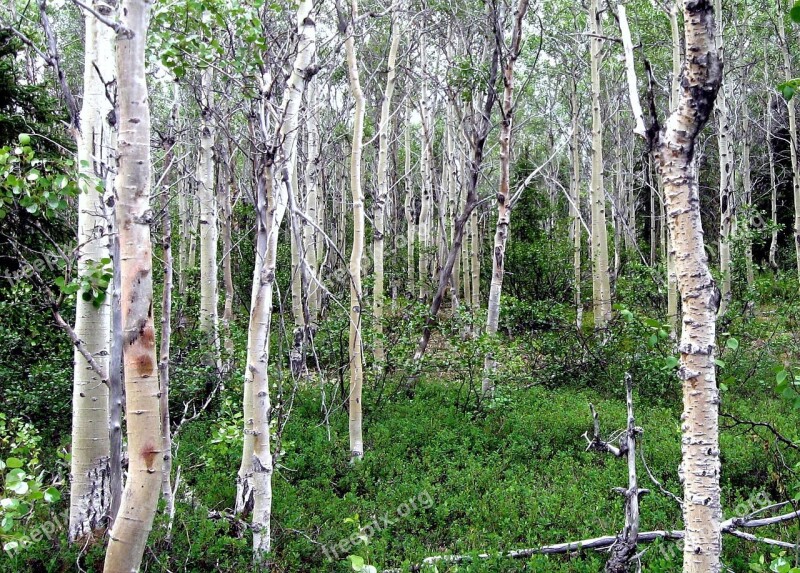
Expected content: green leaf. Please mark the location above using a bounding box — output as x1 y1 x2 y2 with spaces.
17 134 30 145
9 480 29 495
791 3 800 23
3 540 19 552
715 359 726 369
0 515 13 532
5 457 23 469
726 337 739 351
777 370 789 384
662 356 679 371
348 555 365 571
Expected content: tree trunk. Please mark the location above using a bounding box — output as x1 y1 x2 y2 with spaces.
483 0 529 395
570 79 583 328
779 4 800 282
103 0 163 569
220 141 236 358
653 1 723 570
303 78 322 323
342 0 366 461
715 0 734 317
768 86 779 270
589 0 612 328
373 1 401 362
741 112 754 287
197 67 220 363
69 0 116 542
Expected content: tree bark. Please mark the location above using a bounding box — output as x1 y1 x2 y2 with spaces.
197 67 220 361
373 1 401 363
483 0 529 395
69 0 116 542
589 0 612 328
103 0 163 569
779 4 800 282
341 0 366 461
652 1 723 571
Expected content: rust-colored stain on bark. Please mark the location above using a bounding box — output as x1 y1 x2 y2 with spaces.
140 440 159 471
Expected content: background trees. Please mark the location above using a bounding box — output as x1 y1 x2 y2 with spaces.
4 0 800 571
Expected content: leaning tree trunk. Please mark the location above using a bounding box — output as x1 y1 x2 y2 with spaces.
342 0 366 461
588 0 612 328
69 0 116 543
103 0 163 570
483 0 529 395
372 0 401 363
652 1 723 570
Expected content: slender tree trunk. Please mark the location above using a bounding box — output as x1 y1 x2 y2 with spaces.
69 0 116 542
158 85 179 528
570 78 583 328
779 4 800 282
303 78 322 323
715 0 734 317
483 0 529 395
741 112 754 287
768 87 779 270
404 99 415 296
243 0 316 556
373 1 401 362
197 67 220 363
589 0 612 328
653 1 723 570
220 142 236 358
667 3 682 334
103 0 163 569
341 0 366 461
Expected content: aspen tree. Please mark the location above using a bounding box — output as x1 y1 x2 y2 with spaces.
303 78 322 322
197 66 220 358
715 0 734 317
103 0 163 568
483 0 529 395
653 1 723 569
340 0 366 461
741 111 754 287
779 2 800 283
666 0 681 334
69 0 116 542
404 99 416 294
373 0 402 362
768 84 779 269
588 0 612 328
238 0 316 556
570 78 583 328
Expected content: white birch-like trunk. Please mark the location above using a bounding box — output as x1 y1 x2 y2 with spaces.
404 100 415 295
483 0 529 395
715 0 734 317
342 0 366 461
667 2 681 334
103 0 163 569
653 1 723 570
373 2 401 362
303 79 322 322
741 112 754 287
768 86 779 269
197 67 220 359
570 79 583 328
779 7 800 282
69 0 116 542
589 0 612 328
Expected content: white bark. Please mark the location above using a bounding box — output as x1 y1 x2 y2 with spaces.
197 67 220 356
589 0 612 328
653 1 723 570
342 0 366 461
103 0 162 569
779 8 800 282
373 1 401 362
69 0 116 542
